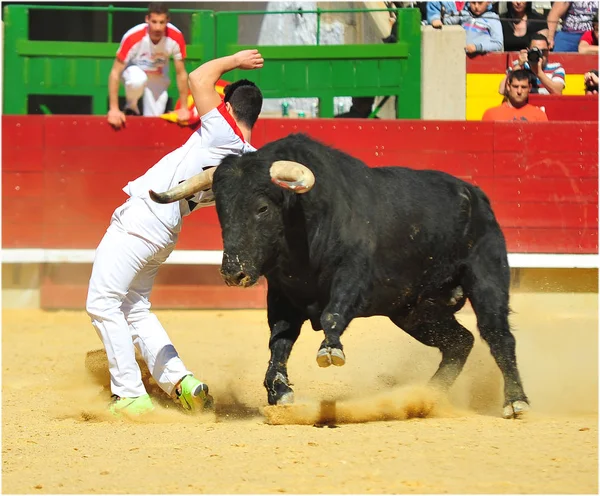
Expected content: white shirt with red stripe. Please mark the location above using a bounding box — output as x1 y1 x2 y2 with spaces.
117 23 186 79
123 103 256 233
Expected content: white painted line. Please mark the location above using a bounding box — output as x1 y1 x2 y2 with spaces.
1 249 598 268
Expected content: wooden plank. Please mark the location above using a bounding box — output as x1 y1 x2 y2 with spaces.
494 202 598 229
43 116 193 149
504 227 597 253
476 177 598 204
1 115 45 148
40 282 267 309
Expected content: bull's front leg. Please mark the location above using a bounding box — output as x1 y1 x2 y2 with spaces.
264 288 305 405
317 265 369 368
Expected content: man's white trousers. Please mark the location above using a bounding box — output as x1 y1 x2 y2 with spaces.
86 197 191 398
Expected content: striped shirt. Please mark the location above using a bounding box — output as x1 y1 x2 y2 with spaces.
510 60 566 95
116 23 186 78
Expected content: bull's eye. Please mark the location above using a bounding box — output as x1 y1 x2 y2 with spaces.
257 205 268 215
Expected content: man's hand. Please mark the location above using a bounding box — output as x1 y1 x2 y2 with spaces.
107 109 126 129
234 49 264 70
465 44 477 54
176 107 192 124
585 71 599 86
534 58 544 76
516 49 528 68
431 19 443 29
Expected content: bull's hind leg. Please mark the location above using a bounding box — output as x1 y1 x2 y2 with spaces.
264 288 305 405
464 235 529 418
391 314 475 390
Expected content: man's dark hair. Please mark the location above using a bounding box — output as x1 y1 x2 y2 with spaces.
148 2 169 16
508 69 532 85
224 79 263 129
529 33 549 46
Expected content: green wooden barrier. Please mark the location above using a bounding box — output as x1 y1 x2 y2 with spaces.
2 4 214 114
215 8 421 118
3 5 421 118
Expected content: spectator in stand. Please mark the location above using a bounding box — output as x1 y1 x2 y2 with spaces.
547 1 598 52
427 2 469 28
335 97 378 118
483 69 548 121
584 70 599 94
442 1 504 54
500 2 549 52
499 33 565 96
578 13 598 53
107 3 190 129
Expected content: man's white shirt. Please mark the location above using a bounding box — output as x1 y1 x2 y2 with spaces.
117 23 186 79
123 103 256 233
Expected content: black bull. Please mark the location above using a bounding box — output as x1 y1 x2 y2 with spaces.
151 133 530 419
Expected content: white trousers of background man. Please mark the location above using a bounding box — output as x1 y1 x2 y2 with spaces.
121 65 170 116
86 196 191 398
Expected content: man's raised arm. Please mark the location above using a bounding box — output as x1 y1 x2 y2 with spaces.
188 49 264 118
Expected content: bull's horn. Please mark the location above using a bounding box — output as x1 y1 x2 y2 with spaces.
149 167 215 204
270 161 315 194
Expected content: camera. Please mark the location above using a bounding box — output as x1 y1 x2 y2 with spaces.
527 47 543 67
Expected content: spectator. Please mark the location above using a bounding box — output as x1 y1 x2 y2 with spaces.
547 1 598 52
578 13 599 53
335 97 378 118
501 2 549 52
499 33 565 95
427 2 469 28
107 3 190 129
483 69 548 121
584 70 599 94
443 1 504 54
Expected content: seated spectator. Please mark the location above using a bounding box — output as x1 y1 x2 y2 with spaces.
443 1 504 54
427 2 469 28
578 13 598 53
547 1 598 52
335 97 378 118
483 69 548 121
584 70 599 94
501 2 549 52
499 34 566 95
107 2 190 129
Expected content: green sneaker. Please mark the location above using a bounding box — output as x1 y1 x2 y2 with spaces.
109 393 154 417
176 375 214 412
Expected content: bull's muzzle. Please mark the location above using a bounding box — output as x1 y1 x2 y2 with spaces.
220 259 258 288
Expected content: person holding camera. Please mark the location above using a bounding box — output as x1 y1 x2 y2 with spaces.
584 70 599 94
498 33 566 96
483 69 548 122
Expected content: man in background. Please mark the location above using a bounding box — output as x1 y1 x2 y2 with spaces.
107 2 190 129
498 33 566 96
483 69 548 122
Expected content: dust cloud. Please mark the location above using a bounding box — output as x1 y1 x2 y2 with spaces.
263 384 462 425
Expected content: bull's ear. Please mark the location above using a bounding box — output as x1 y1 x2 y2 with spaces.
270 161 315 194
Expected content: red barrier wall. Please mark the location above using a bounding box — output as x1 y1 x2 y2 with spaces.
2 115 598 308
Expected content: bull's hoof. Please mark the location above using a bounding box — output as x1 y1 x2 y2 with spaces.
316 347 346 368
277 391 295 405
502 400 530 419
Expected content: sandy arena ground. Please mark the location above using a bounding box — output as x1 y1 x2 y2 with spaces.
2 292 598 494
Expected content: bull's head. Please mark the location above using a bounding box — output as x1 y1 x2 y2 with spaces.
149 158 315 287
